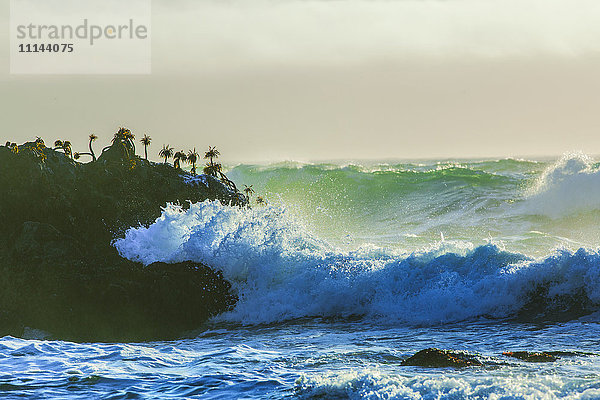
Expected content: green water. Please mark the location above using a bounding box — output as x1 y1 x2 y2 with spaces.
226 154 600 256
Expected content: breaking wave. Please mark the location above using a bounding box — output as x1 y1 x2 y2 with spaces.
114 200 600 325
522 152 600 218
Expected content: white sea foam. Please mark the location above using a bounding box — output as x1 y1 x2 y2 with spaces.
182 174 208 187
295 370 600 400
114 201 600 325
523 152 600 217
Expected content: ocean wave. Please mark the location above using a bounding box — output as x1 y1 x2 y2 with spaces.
522 152 600 217
225 159 522 241
227 160 525 185
114 201 600 325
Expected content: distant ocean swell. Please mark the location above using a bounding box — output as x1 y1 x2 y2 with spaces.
224 153 600 218
219 153 600 255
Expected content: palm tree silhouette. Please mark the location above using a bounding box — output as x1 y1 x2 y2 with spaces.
73 140 96 162
122 128 136 155
159 144 174 164
54 140 73 158
64 142 72 156
140 134 152 160
87 134 98 161
203 146 239 190
204 146 220 167
101 127 136 160
187 148 199 175
243 184 255 200
173 150 187 169
73 133 98 162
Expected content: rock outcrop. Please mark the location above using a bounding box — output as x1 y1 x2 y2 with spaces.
502 351 558 362
401 348 584 368
0 140 243 342
401 348 483 368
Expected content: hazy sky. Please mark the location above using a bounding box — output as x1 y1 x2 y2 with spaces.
2 0 600 162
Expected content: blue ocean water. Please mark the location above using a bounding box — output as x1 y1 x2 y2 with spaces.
2 321 600 399
3 153 600 399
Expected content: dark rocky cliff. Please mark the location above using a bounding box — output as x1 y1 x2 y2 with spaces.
0 140 243 342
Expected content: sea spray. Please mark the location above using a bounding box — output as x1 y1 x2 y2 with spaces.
522 152 600 218
114 200 600 325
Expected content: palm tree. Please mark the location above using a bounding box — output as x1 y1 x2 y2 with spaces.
114 128 134 152
101 127 136 160
63 141 73 158
88 134 97 161
54 140 73 158
123 129 136 155
187 148 199 174
140 134 152 160
243 184 255 200
114 127 135 156
173 150 187 169
204 146 220 166
201 145 242 196
159 144 174 164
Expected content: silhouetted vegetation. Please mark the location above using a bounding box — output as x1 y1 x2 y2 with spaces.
187 148 199 175
5 141 18 154
173 150 187 169
88 133 98 161
0 125 271 341
159 144 174 164
48 128 260 204
53 139 73 158
0 133 249 341
6 126 258 210
73 134 98 161
140 134 152 160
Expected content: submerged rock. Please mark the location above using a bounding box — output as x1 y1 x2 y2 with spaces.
401 348 483 368
502 351 558 362
402 348 590 368
0 141 243 342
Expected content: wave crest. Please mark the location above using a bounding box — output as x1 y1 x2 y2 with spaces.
114 201 600 325
524 152 600 217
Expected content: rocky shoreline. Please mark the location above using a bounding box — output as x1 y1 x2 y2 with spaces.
0 140 243 342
